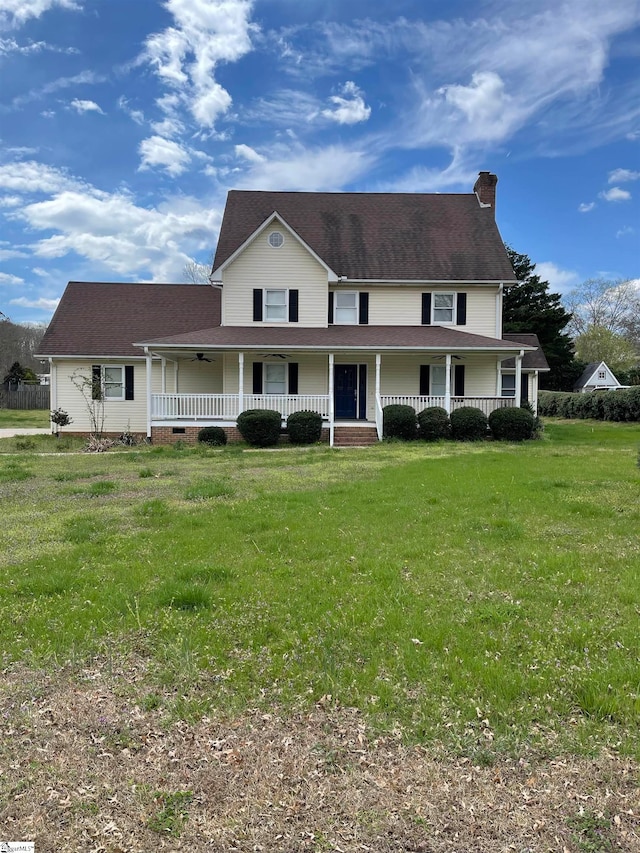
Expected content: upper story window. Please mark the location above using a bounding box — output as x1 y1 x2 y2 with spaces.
433 293 455 323
598 370 606 380
334 292 358 324
268 231 284 248
265 289 287 322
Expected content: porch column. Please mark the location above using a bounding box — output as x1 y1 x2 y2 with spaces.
328 353 335 447
375 353 382 441
496 359 502 396
238 352 244 418
375 353 381 398
49 358 56 433
174 359 179 393
161 357 166 393
145 347 152 439
515 351 523 407
444 353 452 413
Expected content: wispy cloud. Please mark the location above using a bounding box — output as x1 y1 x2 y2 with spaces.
321 81 371 125
9 295 60 312
608 168 640 183
578 202 596 213
0 36 78 54
69 98 105 115
0 0 80 29
600 186 632 202
138 136 192 176
535 261 580 294
0 271 24 284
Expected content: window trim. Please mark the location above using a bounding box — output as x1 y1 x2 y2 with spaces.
501 373 516 397
267 230 284 248
99 364 125 401
264 362 287 395
432 292 455 325
333 291 359 325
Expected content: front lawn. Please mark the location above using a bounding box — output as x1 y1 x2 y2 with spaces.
0 407 50 428
1 421 639 850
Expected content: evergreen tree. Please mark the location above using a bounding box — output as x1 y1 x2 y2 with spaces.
503 247 580 390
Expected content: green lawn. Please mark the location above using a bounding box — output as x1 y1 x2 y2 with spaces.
1 419 639 761
0 407 50 428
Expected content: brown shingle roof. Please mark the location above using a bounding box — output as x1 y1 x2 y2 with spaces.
213 190 517 282
38 282 221 357
501 333 550 370
140 325 532 352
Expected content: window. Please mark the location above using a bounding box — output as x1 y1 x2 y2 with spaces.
334 292 358 324
265 289 287 322
598 370 606 380
431 365 446 396
268 231 284 248
501 374 516 397
92 364 134 401
265 363 286 394
433 293 454 323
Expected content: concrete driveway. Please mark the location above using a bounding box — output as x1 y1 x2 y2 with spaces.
0 427 52 438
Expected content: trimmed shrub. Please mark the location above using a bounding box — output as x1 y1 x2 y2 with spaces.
417 406 450 441
450 406 488 441
538 388 640 422
488 406 535 441
287 410 323 444
236 408 282 447
383 404 417 440
197 426 228 446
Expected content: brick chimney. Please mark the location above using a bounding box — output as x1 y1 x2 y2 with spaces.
473 171 498 213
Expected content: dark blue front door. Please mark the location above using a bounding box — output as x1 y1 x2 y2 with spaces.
334 364 358 418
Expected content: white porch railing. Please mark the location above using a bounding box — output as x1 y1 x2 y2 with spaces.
380 395 515 416
375 393 383 440
151 393 330 421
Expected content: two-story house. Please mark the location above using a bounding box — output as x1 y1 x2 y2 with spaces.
38 172 548 445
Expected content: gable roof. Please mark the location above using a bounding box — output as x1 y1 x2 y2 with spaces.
213 190 517 283
573 361 621 389
501 333 550 370
38 282 221 357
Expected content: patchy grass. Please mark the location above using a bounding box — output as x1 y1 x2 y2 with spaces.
0 407 50 428
0 420 639 849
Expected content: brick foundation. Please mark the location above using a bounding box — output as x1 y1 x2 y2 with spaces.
151 426 331 446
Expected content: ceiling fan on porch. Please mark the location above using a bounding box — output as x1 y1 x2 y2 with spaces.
188 352 214 362
260 353 289 359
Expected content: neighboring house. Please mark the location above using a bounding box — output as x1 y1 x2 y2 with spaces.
573 361 626 393
38 172 549 446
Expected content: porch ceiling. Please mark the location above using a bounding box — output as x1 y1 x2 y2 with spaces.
139 325 534 354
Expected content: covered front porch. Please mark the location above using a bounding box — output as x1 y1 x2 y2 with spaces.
144 348 529 446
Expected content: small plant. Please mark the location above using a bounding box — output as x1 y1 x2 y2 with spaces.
237 408 282 447
488 406 535 441
84 435 114 453
147 790 193 837
417 406 450 441
197 426 228 446
50 407 72 437
119 423 137 446
287 410 323 444
450 406 488 440
15 438 36 451
383 404 417 440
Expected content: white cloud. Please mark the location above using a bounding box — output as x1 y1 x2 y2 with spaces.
243 88 321 126
322 81 371 125
0 195 22 207
9 296 60 312
0 160 83 195
234 143 265 163
616 226 635 238
0 0 80 28
69 98 105 115
438 71 520 142
535 262 580 294
600 186 632 202
0 271 24 284
117 96 145 126
13 70 105 107
608 168 640 183
578 202 596 213
0 248 29 260
138 136 191 176
142 0 256 130
0 36 77 54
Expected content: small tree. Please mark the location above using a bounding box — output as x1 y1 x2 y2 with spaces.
71 368 105 438
3 361 38 386
50 407 72 437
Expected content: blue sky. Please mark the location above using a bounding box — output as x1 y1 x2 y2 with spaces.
0 0 638 324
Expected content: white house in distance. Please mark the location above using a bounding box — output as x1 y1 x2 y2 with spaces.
38 172 549 446
573 361 626 393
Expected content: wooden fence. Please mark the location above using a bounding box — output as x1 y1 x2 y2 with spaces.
0 383 50 410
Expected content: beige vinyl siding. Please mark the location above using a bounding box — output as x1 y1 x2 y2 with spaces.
53 359 148 433
379 353 499 398
223 219 328 327
176 360 223 394
223 353 330 395
331 284 500 336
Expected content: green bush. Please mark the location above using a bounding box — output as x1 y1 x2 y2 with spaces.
383 404 417 440
287 410 323 444
450 406 488 441
538 388 640 422
197 426 228 446
417 406 450 441
236 408 282 447
488 406 535 441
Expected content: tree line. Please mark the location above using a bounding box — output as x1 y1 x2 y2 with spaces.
0 313 47 384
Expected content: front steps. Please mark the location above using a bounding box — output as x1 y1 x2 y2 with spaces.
333 425 379 447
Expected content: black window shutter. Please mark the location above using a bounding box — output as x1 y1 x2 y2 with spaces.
454 364 465 396
125 365 134 400
521 373 529 402
92 365 101 400
456 292 467 325
419 365 430 395
288 362 299 394
253 288 263 321
421 293 431 325
328 291 334 324
252 362 263 393
288 289 299 322
359 292 369 325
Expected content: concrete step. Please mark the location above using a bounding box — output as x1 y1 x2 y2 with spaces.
333 427 379 447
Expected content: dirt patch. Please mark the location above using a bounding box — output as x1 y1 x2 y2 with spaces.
1 661 638 852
